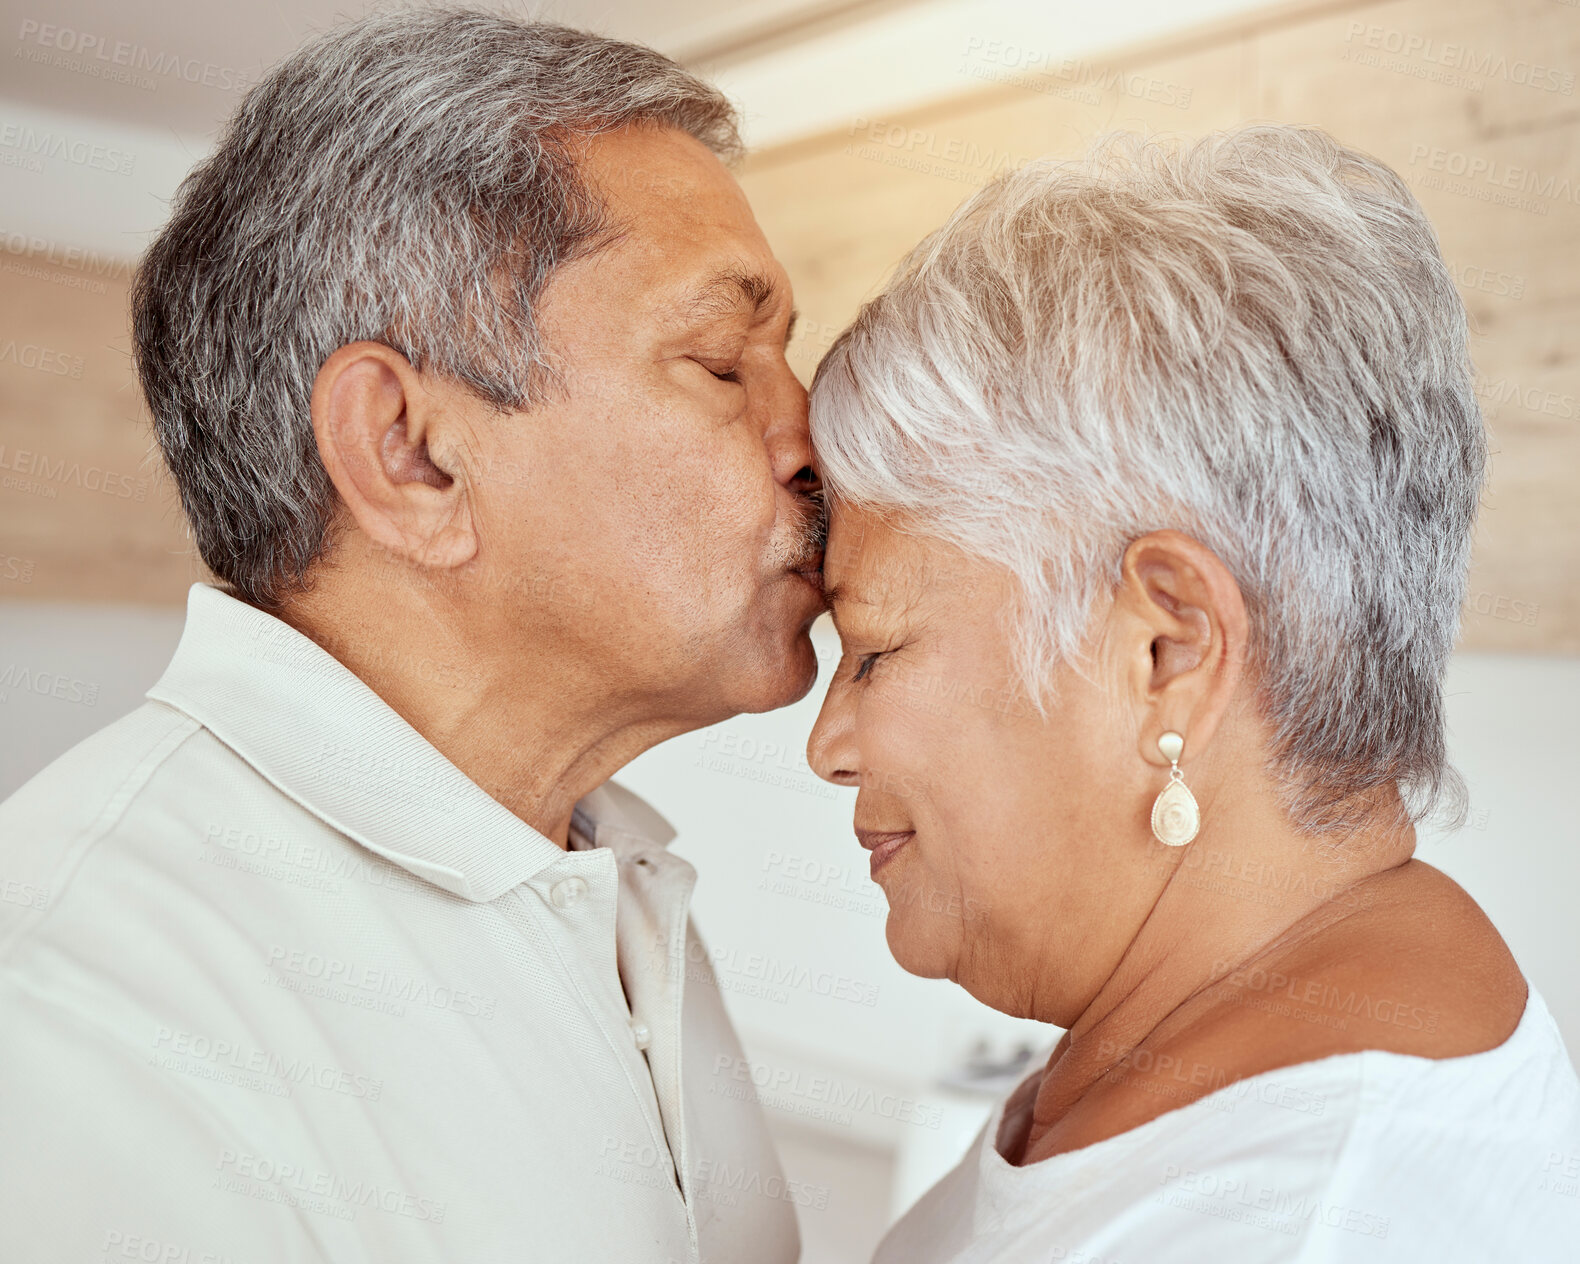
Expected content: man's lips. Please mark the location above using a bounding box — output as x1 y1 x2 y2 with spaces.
790 550 824 580
786 552 826 604
855 828 914 877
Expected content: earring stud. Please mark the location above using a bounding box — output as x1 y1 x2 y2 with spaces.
1150 730 1199 847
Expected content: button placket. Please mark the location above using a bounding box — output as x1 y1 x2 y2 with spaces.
600 831 700 1250
528 854 682 1204
648 857 701 1250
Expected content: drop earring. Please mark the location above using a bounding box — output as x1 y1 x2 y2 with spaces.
1150 731 1199 847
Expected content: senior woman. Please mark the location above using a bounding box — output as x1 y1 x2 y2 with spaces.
805 125 1580 1262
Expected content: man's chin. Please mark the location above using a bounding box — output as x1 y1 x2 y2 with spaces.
732 629 820 715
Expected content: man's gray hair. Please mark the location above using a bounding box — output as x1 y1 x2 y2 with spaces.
810 125 1486 834
132 7 741 605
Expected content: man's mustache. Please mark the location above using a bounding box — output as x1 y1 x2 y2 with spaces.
770 487 827 572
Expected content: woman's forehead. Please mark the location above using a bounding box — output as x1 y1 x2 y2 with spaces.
824 509 981 619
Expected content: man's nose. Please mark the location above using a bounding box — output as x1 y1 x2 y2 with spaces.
766 374 815 493
788 463 821 498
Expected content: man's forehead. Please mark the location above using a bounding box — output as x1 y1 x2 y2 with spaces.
580 131 757 243
580 122 732 200
573 129 791 326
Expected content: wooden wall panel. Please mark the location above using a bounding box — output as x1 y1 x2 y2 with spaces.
1248 0 1580 649
0 260 208 604
739 0 1580 653
755 37 1256 380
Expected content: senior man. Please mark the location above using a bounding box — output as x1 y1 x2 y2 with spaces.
0 10 823 1263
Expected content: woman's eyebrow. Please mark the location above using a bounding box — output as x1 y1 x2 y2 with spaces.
823 583 874 633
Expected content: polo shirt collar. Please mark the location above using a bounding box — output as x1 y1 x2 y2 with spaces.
147 583 675 903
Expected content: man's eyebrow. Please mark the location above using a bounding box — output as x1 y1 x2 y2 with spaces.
678 265 786 326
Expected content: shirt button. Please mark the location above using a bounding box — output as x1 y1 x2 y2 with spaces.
630 1022 652 1050
550 877 588 908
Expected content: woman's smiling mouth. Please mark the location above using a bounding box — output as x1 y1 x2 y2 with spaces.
855 828 914 878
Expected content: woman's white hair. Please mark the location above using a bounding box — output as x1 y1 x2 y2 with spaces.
809 125 1485 834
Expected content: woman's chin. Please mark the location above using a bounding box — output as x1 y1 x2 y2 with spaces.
883 916 954 981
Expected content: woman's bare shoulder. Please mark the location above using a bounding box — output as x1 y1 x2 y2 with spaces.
1021 862 1528 1162
1195 859 1527 1066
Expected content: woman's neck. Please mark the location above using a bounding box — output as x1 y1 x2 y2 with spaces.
1015 795 1419 1163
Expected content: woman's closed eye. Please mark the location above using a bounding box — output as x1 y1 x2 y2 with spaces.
851 651 884 683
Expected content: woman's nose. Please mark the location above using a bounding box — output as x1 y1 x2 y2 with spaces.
806 689 859 787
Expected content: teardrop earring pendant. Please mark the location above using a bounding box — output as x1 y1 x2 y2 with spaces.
1150 730 1200 847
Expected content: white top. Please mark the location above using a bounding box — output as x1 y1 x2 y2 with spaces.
0 583 800 1264
877 986 1580 1263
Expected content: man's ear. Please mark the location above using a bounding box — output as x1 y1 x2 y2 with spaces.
1109 529 1249 769
310 341 476 569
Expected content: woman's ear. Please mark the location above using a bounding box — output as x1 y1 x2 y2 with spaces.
1111 530 1249 768
310 341 477 570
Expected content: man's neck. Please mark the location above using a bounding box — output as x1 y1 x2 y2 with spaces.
267 583 692 848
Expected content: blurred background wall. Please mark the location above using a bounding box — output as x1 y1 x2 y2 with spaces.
2 1 1577 1260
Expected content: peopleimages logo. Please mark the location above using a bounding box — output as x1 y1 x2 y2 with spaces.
1405 144 1580 215
0 877 48 910
843 117 1035 189
264 944 498 1019
712 1053 945 1129
1449 261 1526 300
1343 21 1575 95
15 19 252 93
1212 960 1439 1034
0 121 136 175
101 1229 259 1264
0 663 99 706
654 932 882 1007
1158 1164 1390 1239
693 1157 831 1210
0 443 148 499
0 553 37 585
1477 376 1579 422
960 37 1194 109
0 337 84 377
151 1024 384 1101
214 1149 447 1223
0 227 129 295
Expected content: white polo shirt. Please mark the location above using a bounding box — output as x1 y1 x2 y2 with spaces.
875 986 1580 1263
0 583 801 1264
